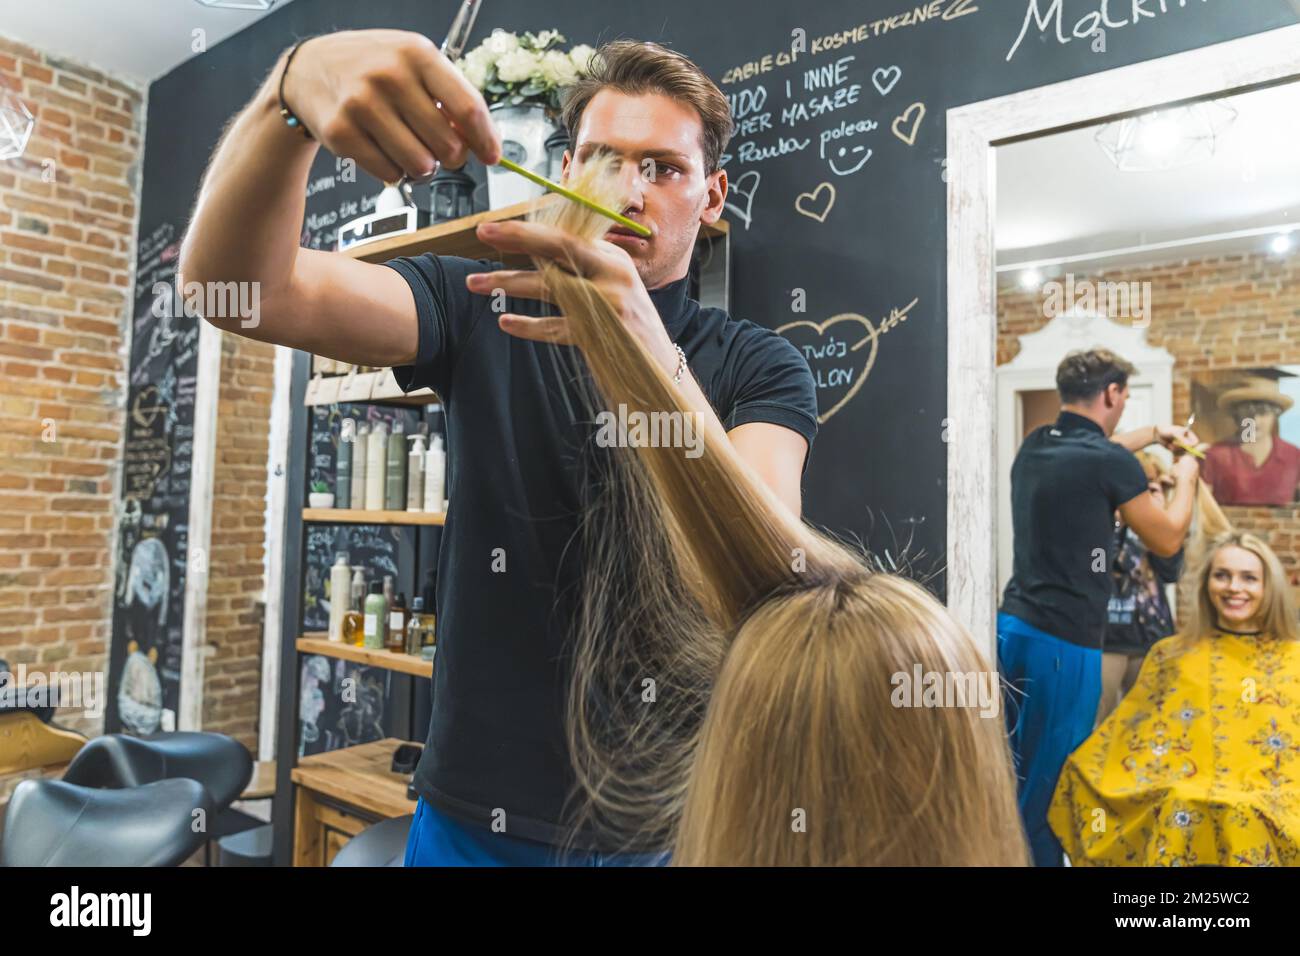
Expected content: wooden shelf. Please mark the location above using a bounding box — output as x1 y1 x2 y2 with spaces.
291 737 417 822
302 508 445 526
344 193 729 264
297 634 433 678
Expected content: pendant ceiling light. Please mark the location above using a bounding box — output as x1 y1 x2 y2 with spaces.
194 0 277 11
1095 100 1237 173
0 93 35 161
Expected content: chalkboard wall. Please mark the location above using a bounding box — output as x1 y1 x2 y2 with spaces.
131 0 1300 633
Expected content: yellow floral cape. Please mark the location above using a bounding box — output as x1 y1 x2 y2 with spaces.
1048 632 1300 866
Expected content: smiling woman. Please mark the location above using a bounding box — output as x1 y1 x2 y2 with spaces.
1049 531 1300 866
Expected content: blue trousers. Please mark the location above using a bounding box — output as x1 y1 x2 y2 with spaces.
403 796 672 867
997 612 1101 867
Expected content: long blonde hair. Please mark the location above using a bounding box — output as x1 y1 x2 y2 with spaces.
1184 531 1299 642
532 154 1027 865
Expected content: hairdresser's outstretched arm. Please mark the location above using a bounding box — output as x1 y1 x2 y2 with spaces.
179 29 500 366
469 219 806 517
1118 453 1199 557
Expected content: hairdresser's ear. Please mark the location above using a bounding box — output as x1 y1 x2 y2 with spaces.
700 167 727 226
560 149 572 183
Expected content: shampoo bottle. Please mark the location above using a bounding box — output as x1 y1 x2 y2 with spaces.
328 552 351 642
335 419 353 509
387 592 408 653
406 432 426 512
385 419 406 510
366 421 388 510
344 566 366 646
363 580 387 650
349 422 369 512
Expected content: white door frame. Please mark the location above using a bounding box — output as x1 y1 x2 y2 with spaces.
945 24 1300 654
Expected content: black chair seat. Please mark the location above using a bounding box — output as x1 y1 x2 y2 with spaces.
62 731 252 809
218 823 273 867
1 778 213 867
329 814 413 867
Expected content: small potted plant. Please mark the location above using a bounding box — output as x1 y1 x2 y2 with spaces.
308 481 335 509
454 29 598 208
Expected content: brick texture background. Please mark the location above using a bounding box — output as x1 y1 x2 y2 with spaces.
0 36 144 739
998 250 1300 606
0 35 271 762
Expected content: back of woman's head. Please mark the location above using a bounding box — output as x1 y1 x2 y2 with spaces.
675 573 1026 865
532 154 1026 865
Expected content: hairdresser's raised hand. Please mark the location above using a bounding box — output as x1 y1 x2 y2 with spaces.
1155 423 1201 450
278 29 501 182
468 219 681 373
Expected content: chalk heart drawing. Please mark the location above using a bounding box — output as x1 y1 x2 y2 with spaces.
794 182 836 223
872 65 902 96
725 170 760 229
774 313 878 423
892 102 926 146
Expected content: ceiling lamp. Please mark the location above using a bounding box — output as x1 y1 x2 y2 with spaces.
0 93 35 161
194 0 278 10
1095 100 1237 173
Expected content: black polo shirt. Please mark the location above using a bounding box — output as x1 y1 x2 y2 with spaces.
999 411 1148 649
381 252 818 847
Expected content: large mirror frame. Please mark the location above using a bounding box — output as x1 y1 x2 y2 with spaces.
945 24 1300 657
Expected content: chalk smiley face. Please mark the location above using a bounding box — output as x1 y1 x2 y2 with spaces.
828 144 873 176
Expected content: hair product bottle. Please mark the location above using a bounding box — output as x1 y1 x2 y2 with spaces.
366 421 388 510
344 566 366 646
335 419 353 509
406 432 426 512
385 419 406 510
405 597 426 655
386 592 408 653
328 552 351 642
363 580 387 650
349 422 369 512
424 434 445 513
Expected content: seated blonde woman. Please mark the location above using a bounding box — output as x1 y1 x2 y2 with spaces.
534 155 1027 866
1049 531 1300 866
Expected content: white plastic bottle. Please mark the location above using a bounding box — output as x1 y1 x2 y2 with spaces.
366 421 388 511
424 434 445 514
407 432 426 512
350 422 369 511
328 552 351 642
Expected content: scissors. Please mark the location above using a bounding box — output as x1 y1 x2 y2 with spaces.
392 0 484 204
1174 413 1205 459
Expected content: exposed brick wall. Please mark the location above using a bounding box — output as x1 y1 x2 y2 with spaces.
998 251 1300 597
0 35 144 737
202 330 274 748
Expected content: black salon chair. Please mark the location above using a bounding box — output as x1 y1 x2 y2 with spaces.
329 814 413 867
63 731 251 803
0 777 213 866
62 731 258 862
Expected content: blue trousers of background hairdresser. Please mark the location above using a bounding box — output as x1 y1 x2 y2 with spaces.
403 796 672 866
997 612 1101 867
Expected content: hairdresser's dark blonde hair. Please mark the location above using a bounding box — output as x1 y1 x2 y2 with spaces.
560 40 734 173
530 157 1027 865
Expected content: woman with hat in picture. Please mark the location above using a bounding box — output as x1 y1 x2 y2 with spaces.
1202 375 1300 506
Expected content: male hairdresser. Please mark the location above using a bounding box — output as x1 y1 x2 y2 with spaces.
998 349 1199 866
180 30 817 864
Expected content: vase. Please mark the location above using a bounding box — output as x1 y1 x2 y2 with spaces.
487 102 558 210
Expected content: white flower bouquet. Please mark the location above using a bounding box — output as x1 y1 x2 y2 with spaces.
455 29 598 114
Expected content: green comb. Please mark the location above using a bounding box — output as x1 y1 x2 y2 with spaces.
496 156 652 238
